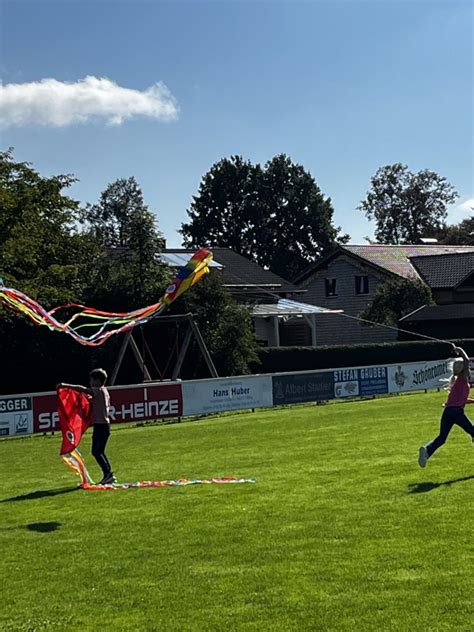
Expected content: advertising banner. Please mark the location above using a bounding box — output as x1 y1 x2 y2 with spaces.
0 395 34 436
387 359 451 394
0 358 458 439
183 376 273 416
32 383 183 433
108 384 182 423
333 366 388 398
272 372 334 405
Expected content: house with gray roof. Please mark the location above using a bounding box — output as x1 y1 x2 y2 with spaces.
399 251 474 339
293 244 474 346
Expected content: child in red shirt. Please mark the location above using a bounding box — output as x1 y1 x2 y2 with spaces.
419 346 474 467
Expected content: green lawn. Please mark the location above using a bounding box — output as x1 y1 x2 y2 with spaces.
1 392 473 631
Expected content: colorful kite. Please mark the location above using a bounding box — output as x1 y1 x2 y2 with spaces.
0 248 212 346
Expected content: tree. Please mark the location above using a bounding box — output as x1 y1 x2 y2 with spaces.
180 154 348 280
437 215 474 245
359 276 433 327
169 272 260 377
0 149 102 393
358 163 458 244
0 148 96 304
81 177 168 309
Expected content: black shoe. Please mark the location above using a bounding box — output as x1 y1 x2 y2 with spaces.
99 473 117 485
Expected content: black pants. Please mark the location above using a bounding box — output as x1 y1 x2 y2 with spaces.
426 407 474 457
91 424 112 476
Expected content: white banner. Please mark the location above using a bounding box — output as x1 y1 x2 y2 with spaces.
0 395 34 437
387 359 452 394
183 376 273 416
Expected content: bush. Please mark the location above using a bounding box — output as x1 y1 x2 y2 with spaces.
250 339 474 374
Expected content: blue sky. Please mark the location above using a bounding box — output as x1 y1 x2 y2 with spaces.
1 0 473 247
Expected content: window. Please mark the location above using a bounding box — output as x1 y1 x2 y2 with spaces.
325 278 337 297
355 275 369 295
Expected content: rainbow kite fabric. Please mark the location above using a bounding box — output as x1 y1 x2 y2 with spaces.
0 248 212 346
62 449 256 491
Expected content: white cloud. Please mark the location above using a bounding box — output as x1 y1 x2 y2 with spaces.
0 76 179 128
457 198 474 213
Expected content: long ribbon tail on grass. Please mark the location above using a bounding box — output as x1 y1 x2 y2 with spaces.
0 248 212 346
62 450 255 490
82 477 257 491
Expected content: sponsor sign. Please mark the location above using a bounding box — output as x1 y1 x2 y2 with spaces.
272 372 334 405
334 368 360 399
183 376 273 416
0 396 34 435
388 360 451 394
334 366 388 398
108 384 182 423
33 394 59 432
33 384 183 433
359 366 388 396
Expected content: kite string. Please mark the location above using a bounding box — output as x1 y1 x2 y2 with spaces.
331 311 453 345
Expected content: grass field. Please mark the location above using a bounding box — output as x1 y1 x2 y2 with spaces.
1 391 473 631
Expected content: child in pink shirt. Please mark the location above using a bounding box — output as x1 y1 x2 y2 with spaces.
419 346 474 467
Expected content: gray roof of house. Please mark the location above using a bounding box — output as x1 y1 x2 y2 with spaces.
162 247 303 294
295 244 474 283
409 252 474 289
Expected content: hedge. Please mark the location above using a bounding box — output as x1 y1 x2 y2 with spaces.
250 339 474 375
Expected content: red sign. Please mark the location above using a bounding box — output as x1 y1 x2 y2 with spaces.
33 393 59 432
33 384 182 433
108 384 182 424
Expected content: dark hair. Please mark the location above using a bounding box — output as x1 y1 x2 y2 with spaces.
89 368 108 386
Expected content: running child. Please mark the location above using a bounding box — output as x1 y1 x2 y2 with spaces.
419 346 474 467
58 368 116 484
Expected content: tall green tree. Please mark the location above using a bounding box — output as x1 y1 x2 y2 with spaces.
358 163 458 244
359 276 433 327
180 154 348 280
81 177 167 309
0 149 102 394
0 148 96 304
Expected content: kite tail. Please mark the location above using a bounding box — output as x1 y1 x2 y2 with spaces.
62 449 94 485
61 448 256 491
81 477 257 490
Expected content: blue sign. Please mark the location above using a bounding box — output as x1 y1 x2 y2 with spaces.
358 366 388 396
333 366 388 398
272 372 335 405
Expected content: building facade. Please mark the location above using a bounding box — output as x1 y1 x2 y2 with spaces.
294 245 474 346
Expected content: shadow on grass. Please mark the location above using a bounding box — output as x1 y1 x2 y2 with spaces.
0 520 62 533
408 475 474 494
0 486 79 503
26 521 62 532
